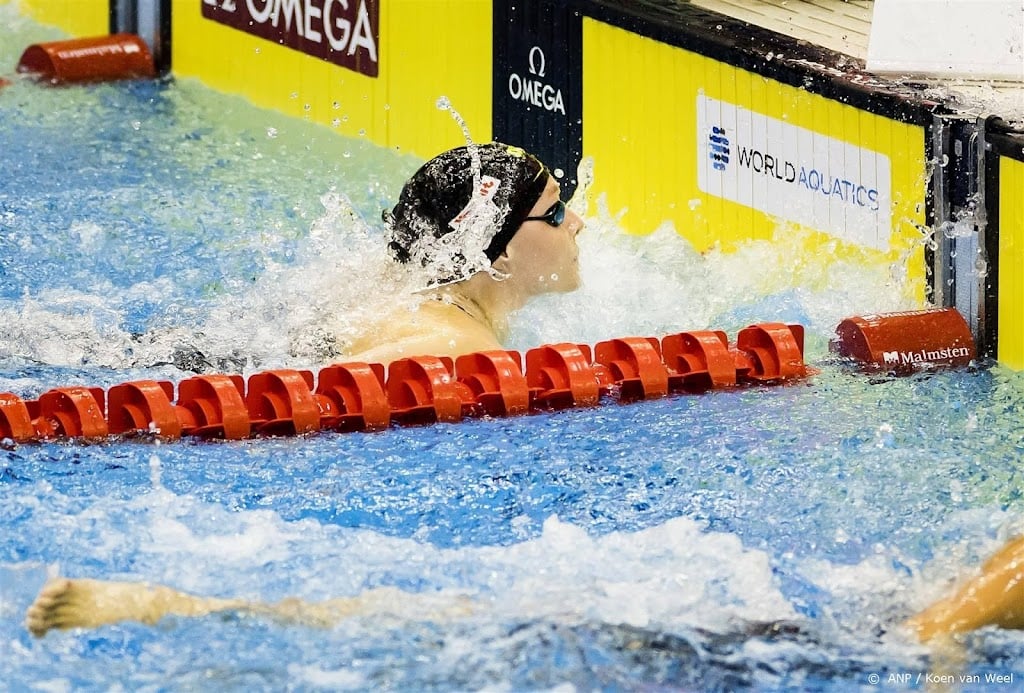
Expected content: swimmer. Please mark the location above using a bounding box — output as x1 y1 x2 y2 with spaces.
24 535 1024 641
345 142 584 365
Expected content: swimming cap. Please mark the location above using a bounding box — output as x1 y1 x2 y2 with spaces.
386 143 550 285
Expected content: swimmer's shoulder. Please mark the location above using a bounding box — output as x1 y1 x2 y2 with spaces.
344 301 503 365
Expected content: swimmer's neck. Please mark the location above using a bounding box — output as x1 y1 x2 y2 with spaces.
431 273 527 344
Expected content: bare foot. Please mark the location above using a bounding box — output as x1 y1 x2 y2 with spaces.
26 578 114 637
25 577 245 637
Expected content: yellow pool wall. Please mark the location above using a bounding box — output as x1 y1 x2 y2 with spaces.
580 19 925 294
998 155 1024 369
13 0 108 36
171 0 492 163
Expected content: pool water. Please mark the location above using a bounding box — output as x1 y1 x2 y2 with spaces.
3 8 1024 692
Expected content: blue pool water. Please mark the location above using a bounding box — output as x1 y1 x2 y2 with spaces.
3 9 1024 691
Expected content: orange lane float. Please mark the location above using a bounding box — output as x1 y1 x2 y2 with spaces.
16 34 155 85
0 322 814 444
831 307 976 371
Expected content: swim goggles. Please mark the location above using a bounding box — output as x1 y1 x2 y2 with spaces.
523 199 566 227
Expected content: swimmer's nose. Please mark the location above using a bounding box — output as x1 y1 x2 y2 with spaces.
567 210 584 236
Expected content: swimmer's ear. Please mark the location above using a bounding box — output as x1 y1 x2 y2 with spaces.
490 253 512 274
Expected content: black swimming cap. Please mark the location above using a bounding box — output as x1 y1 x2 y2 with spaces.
386 142 550 285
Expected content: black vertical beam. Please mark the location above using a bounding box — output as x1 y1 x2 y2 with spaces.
492 0 583 197
924 118 942 308
983 143 1000 360
156 0 171 76
110 0 172 76
109 0 137 35
979 117 1024 360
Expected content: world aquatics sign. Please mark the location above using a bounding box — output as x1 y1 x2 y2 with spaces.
202 0 379 77
696 94 892 250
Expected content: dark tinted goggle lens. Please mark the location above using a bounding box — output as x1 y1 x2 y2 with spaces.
524 199 566 227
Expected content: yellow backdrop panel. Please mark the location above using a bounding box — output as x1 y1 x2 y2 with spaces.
580 18 925 293
998 155 1024 370
14 0 108 36
171 0 492 162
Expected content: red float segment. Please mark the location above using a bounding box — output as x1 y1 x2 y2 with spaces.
525 343 601 410
662 330 737 391
455 351 530 417
246 369 320 436
315 362 390 432
107 380 181 439
35 386 108 439
0 393 35 442
387 356 465 425
175 375 250 440
736 323 809 381
831 308 975 371
17 34 155 85
594 337 669 401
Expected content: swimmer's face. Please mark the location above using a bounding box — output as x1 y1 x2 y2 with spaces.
500 176 584 293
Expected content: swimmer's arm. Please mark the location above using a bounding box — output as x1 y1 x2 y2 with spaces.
26 577 476 637
905 535 1024 642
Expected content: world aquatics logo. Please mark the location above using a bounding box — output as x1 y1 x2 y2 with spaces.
708 126 730 171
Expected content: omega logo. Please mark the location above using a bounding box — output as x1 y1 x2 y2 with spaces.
508 45 565 115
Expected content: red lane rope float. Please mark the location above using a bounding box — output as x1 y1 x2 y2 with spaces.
176 375 249 440
594 337 668 402
0 393 34 442
0 323 812 444
107 380 180 438
526 343 601 410
737 323 808 381
36 387 108 439
387 356 467 426
314 362 390 432
16 34 155 85
455 351 529 417
246 369 320 436
662 330 736 391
